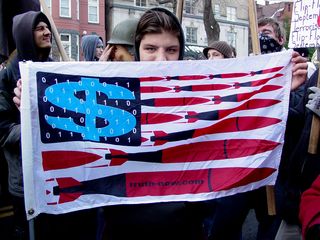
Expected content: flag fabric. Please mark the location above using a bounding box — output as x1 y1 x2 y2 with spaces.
20 51 293 219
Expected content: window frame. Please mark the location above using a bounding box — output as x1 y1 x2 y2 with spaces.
88 0 99 23
60 33 72 60
59 0 71 18
186 27 198 44
226 6 237 21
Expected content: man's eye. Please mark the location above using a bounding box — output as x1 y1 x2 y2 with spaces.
168 48 178 54
145 47 155 52
35 26 45 31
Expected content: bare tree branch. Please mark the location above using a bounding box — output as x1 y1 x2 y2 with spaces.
203 0 220 44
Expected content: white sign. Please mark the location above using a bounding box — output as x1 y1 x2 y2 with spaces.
288 0 320 48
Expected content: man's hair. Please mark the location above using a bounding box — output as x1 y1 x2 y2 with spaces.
258 17 285 41
135 9 181 45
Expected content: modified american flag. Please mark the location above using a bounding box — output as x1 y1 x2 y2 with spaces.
20 51 292 219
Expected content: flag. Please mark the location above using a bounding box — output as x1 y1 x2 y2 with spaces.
20 51 293 219
0 0 40 61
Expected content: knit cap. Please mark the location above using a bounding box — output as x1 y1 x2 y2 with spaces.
203 41 233 59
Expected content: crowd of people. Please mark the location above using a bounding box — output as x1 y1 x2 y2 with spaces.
0 6 319 240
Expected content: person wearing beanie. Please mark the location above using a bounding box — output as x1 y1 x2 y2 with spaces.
203 41 233 59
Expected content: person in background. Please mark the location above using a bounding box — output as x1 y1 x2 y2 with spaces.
202 41 233 60
102 8 206 240
205 17 308 240
10 12 100 240
99 18 139 62
81 34 104 61
0 11 52 239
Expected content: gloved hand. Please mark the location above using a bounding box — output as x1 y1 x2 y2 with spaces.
306 86 320 117
306 224 320 240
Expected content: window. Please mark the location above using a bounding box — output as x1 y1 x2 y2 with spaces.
60 0 71 18
60 33 71 60
185 0 196 14
76 0 79 20
88 0 99 23
186 27 197 44
226 7 236 21
214 4 220 17
41 0 52 15
135 0 147 7
227 31 237 48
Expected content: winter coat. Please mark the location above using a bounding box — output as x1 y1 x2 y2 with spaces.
0 11 51 196
299 175 320 239
277 69 320 224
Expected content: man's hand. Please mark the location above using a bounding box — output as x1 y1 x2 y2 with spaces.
306 86 320 117
99 44 115 61
291 51 308 90
13 79 22 111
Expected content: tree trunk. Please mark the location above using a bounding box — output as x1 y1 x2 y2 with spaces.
203 0 220 44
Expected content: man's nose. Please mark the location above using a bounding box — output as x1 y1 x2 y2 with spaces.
44 27 51 35
155 49 167 61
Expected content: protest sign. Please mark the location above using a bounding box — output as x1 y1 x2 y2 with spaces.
289 0 320 48
20 51 292 219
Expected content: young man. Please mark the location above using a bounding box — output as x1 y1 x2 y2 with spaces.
0 11 52 238
205 17 308 240
103 8 205 240
81 34 104 61
203 41 233 60
99 18 139 62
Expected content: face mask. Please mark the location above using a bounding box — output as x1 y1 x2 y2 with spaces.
259 33 282 54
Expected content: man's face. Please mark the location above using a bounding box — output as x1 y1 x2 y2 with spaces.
113 45 134 61
33 21 52 49
95 41 104 59
258 23 284 45
139 31 180 61
207 49 224 60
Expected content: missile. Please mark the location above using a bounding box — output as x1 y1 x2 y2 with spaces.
42 151 102 171
106 139 279 166
140 86 172 93
49 167 276 204
212 85 282 104
185 99 280 123
150 116 281 145
141 113 183 124
141 96 211 107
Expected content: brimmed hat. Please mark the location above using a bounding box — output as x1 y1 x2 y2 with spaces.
203 41 233 59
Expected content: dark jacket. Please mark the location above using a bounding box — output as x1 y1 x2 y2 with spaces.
0 11 51 197
277 69 320 224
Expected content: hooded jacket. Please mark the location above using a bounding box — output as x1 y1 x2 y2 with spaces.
81 35 103 61
134 7 185 61
0 11 52 197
